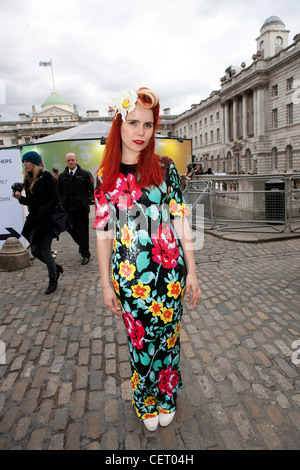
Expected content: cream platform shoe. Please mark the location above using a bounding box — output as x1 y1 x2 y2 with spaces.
143 415 159 431
159 411 176 427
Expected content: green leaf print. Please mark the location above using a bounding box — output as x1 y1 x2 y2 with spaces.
139 271 155 284
146 205 159 220
139 230 151 246
148 343 155 356
140 351 151 366
148 186 161 204
136 251 150 272
153 359 162 372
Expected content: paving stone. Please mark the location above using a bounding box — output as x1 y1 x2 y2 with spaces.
0 221 299 450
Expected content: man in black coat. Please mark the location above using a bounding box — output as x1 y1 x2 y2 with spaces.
58 153 94 265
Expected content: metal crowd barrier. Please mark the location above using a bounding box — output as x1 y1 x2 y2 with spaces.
183 173 300 234
289 175 300 232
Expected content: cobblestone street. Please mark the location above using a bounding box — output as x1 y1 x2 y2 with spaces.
0 217 300 450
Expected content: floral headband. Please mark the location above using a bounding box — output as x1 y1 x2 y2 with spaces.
110 88 159 122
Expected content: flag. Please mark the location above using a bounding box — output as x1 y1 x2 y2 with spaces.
39 61 52 67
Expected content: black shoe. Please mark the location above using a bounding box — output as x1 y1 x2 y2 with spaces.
56 264 63 279
45 278 58 295
82 257 89 265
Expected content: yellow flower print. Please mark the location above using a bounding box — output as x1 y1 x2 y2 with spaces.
161 307 174 324
166 321 181 349
113 238 117 251
181 285 186 305
131 370 140 391
150 302 173 324
119 260 136 280
144 396 157 407
169 198 190 217
121 224 133 248
112 274 120 295
149 301 164 316
132 282 151 300
166 335 177 349
167 281 181 299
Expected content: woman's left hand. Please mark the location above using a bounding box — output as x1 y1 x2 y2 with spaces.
185 272 201 308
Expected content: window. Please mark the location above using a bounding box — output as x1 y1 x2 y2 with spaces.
0 140 4 145
272 147 278 170
216 112 220 121
216 128 220 142
286 145 293 169
287 103 293 125
200 134 203 145
204 117 207 126
205 132 208 144
210 114 213 123
272 84 278 97
246 148 252 171
287 77 294 91
272 108 278 128
210 130 213 143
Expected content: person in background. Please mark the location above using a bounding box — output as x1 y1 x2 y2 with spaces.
58 153 94 265
94 87 201 432
12 151 63 294
52 167 59 184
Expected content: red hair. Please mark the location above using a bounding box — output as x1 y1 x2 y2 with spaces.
98 88 164 192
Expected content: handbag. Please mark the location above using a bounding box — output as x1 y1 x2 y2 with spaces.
49 204 73 238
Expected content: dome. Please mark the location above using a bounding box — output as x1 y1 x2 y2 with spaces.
261 16 285 31
42 92 70 107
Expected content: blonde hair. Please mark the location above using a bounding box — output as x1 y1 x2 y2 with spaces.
23 161 44 192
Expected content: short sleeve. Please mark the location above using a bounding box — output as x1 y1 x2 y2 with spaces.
93 172 115 231
167 160 190 219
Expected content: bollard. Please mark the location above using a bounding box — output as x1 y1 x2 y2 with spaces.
0 237 30 271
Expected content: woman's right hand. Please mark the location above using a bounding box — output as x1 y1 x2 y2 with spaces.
12 191 21 199
103 285 122 318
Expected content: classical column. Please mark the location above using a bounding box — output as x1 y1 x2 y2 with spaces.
242 93 247 139
253 88 257 137
256 84 266 137
232 98 237 141
223 102 229 143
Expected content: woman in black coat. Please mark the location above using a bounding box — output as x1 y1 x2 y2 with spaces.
12 151 63 294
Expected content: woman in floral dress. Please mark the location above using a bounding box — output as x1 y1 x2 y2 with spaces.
94 88 201 431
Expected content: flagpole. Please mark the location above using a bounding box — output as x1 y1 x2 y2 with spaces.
50 59 56 93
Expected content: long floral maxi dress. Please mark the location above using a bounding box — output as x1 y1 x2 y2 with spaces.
93 156 190 420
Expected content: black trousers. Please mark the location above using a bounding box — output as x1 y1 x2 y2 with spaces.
30 228 56 279
67 210 90 259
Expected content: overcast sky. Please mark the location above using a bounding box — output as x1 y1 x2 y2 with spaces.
0 0 299 121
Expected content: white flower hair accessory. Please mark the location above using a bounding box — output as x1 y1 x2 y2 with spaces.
110 89 138 122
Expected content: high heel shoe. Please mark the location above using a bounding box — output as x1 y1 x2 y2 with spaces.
159 411 175 427
56 264 63 280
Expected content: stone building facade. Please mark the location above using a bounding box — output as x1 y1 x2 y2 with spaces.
171 16 300 175
1 16 299 178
